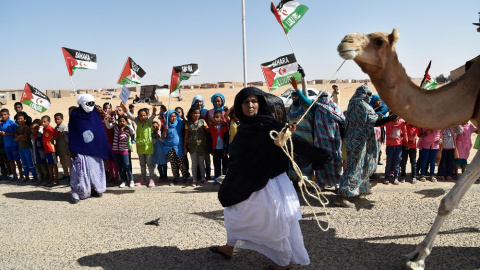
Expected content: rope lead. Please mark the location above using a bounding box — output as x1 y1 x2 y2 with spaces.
269 60 347 231
270 127 330 232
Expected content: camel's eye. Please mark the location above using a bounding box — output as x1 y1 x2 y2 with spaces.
376 39 384 46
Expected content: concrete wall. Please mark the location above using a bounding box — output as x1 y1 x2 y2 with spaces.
450 66 465 81
0 90 27 101
45 90 73 98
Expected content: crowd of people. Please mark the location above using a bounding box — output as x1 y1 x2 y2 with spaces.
0 77 478 269
0 92 239 199
0 83 476 201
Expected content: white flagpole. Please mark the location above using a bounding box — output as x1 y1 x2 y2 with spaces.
69 76 77 97
166 92 172 125
167 93 171 113
285 34 298 60
108 84 117 108
242 0 247 88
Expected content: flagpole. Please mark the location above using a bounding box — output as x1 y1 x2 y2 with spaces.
108 84 117 108
69 76 77 97
242 0 247 88
166 93 172 124
420 60 432 88
285 34 298 62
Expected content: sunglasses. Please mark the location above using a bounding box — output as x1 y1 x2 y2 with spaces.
85 101 95 107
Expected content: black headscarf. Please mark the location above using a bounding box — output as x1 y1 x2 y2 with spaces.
218 87 331 207
234 87 283 127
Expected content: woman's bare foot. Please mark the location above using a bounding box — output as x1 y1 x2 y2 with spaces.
267 263 292 270
209 244 233 259
217 245 233 257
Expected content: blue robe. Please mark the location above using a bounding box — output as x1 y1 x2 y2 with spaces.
338 85 378 197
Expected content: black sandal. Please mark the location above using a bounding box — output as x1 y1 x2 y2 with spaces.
208 246 232 260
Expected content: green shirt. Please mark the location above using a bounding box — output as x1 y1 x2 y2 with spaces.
15 125 32 149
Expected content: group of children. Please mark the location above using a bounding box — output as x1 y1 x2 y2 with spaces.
0 93 237 190
0 102 71 186
371 97 478 184
97 93 234 188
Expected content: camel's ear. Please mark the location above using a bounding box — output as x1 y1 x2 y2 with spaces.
388 28 400 45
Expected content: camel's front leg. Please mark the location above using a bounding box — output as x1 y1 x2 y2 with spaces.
405 152 480 270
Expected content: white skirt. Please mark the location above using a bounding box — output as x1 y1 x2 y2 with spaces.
224 172 310 266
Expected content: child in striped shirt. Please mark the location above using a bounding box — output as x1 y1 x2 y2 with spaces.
105 114 135 188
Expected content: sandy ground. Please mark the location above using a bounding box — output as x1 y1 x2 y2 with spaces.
1 82 479 269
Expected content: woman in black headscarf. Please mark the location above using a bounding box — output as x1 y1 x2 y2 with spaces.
209 87 330 270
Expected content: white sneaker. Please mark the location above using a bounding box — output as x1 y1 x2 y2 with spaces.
119 182 126 188
169 182 175 186
129 181 134 188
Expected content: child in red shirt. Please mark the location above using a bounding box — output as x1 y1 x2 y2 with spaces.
41 115 59 186
209 111 229 181
400 123 421 183
382 116 408 185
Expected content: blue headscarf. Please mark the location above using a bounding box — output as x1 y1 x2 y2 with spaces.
166 110 179 128
368 94 389 118
191 95 208 118
350 85 373 104
211 93 225 112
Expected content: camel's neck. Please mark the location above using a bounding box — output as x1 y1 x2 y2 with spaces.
365 54 480 129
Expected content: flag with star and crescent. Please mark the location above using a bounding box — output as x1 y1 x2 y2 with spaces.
20 83 51 113
271 0 309 34
61 47 97 76
117 57 146 85
170 64 199 93
261 53 302 91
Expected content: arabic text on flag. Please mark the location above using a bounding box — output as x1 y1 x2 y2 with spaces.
271 0 309 34
261 54 302 91
20 83 51 113
61 47 97 76
170 64 199 93
118 57 146 85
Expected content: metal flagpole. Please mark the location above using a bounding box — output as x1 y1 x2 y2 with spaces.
166 92 172 125
285 34 297 58
285 34 305 95
69 76 77 97
108 84 117 108
242 0 247 88
167 92 171 113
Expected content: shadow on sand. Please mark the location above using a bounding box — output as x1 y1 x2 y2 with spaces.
77 219 480 270
414 188 447 199
2 188 135 202
2 190 69 202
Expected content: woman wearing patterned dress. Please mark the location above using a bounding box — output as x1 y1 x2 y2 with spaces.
313 90 345 190
335 85 396 208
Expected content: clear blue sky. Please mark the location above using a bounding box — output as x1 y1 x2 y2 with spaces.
0 0 478 91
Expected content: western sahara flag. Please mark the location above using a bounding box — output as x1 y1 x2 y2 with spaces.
61 47 97 76
118 57 146 85
271 0 309 34
170 64 199 93
20 83 51 113
261 53 302 91
420 60 438 90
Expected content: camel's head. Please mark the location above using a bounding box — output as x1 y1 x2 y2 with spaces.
337 29 400 74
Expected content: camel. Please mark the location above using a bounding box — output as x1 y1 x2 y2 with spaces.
337 28 480 270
